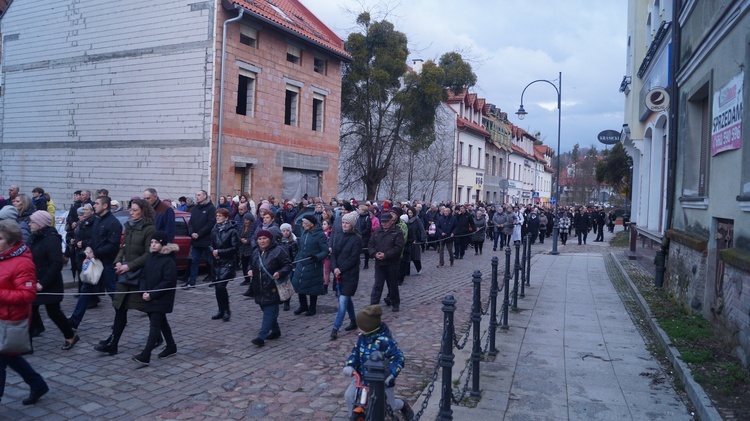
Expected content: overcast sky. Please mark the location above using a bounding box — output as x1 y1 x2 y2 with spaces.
303 0 628 155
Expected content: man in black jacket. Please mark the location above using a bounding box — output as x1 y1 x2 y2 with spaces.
85 196 123 296
368 213 405 312
144 188 176 242
184 189 215 288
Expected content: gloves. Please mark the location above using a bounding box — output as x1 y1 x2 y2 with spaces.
343 366 354 377
385 375 395 387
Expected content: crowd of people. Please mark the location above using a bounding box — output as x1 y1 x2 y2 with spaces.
0 183 616 412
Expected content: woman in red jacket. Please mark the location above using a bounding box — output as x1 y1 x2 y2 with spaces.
0 219 49 405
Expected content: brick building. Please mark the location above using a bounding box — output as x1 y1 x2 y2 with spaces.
0 0 349 205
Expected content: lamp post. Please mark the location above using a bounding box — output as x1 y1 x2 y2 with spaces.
516 72 562 255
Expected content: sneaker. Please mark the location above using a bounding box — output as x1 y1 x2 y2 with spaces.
266 331 281 340
181 283 195 289
392 305 400 312
414 270 421 275
158 345 177 359
383 297 392 307
251 338 265 347
400 401 414 420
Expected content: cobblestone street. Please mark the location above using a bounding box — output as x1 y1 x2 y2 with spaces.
0 231 619 420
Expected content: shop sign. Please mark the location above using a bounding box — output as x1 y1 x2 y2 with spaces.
711 71 743 156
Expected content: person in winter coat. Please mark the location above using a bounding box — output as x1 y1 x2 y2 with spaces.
574 207 591 245
27 211 79 350
247 230 293 347
435 207 456 267
132 231 178 365
209 208 239 321
527 210 541 245
292 215 329 316
84 196 123 296
594 208 606 242
343 305 414 420
558 212 571 245
239 213 255 296
251 210 281 251
330 212 362 340
405 207 426 275
0 220 49 406
453 206 475 259
11 194 34 245
277 223 298 311
356 205 372 269
95 199 155 356
368 213 405 311
538 211 548 244
492 208 507 251
471 209 487 255
185 190 216 288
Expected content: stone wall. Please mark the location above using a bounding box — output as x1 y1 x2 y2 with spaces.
666 239 708 312
721 261 750 367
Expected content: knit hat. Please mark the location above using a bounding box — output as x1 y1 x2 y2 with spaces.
341 212 358 227
151 231 169 246
342 202 354 212
280 223 293 232
243 212 255 221
259 202 271 213
30 210 52 227
256 229 273 240
302 215 317 226
356 305 383 333
0 205 18 221
400 214 408 223
390 207 403 217
379 212 393 222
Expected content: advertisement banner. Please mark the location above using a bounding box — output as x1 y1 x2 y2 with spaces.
711 71 743 156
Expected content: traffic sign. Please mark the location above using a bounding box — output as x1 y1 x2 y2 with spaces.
550 197 557 205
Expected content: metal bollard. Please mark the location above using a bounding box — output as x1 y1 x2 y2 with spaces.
363 350 387 420
512 240 520 311
489 257 499 355
471 270 482 398
520 234 528 298
526 233 532 287
501 246 511 330
438 295 456 421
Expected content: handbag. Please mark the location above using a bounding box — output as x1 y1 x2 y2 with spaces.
259 257 295 302
0 318 33 355
80 257 104 285
116 262 143 287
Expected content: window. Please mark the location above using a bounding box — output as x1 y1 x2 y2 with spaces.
284 85 299 126
681 81 710 198
468 145 473 166
236 69 256 116
312 94 324 132
314 57 327 75
240 25 257 48
287 44 301 65
478 147 482 168
459 142 464 165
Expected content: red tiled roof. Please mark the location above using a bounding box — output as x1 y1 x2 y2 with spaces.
457 117 490 137
227 0 351 61
511 144 534 160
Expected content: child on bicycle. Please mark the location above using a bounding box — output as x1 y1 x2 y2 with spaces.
342 305 414 420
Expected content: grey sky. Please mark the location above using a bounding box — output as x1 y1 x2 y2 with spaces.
303 0 627 154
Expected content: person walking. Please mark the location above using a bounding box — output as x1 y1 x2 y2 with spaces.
492 207 507 251
435 207 456 267
574 207 591 245
184 190 215 288
538 210 548 244
558 211 571 246
292 215 329 316
0 220 49 405
277 223 298 311
27 211 79 349
405 207 426 275
247 230 293 347
132 231 178 365
95 199 155 355
330 212 362 340
453 206 475 259
368 213 405 312
209 208 239 321
511 205 523 244
472 209 487 255
594 207 606 242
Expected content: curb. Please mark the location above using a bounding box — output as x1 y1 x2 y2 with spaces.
610 252 722 421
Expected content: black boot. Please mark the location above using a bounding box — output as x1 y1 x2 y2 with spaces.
132 351 151 366
283 301 290 311
211 311 225 320
94 334 119 355
222 310 231 322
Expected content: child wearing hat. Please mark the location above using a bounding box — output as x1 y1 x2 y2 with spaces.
342 305 414 420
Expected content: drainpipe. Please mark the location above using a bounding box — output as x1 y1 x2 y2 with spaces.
215 6 245 202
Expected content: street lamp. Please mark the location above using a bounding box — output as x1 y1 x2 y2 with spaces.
516 71 562 255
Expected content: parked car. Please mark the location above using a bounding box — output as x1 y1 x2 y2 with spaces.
112 209 194 271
